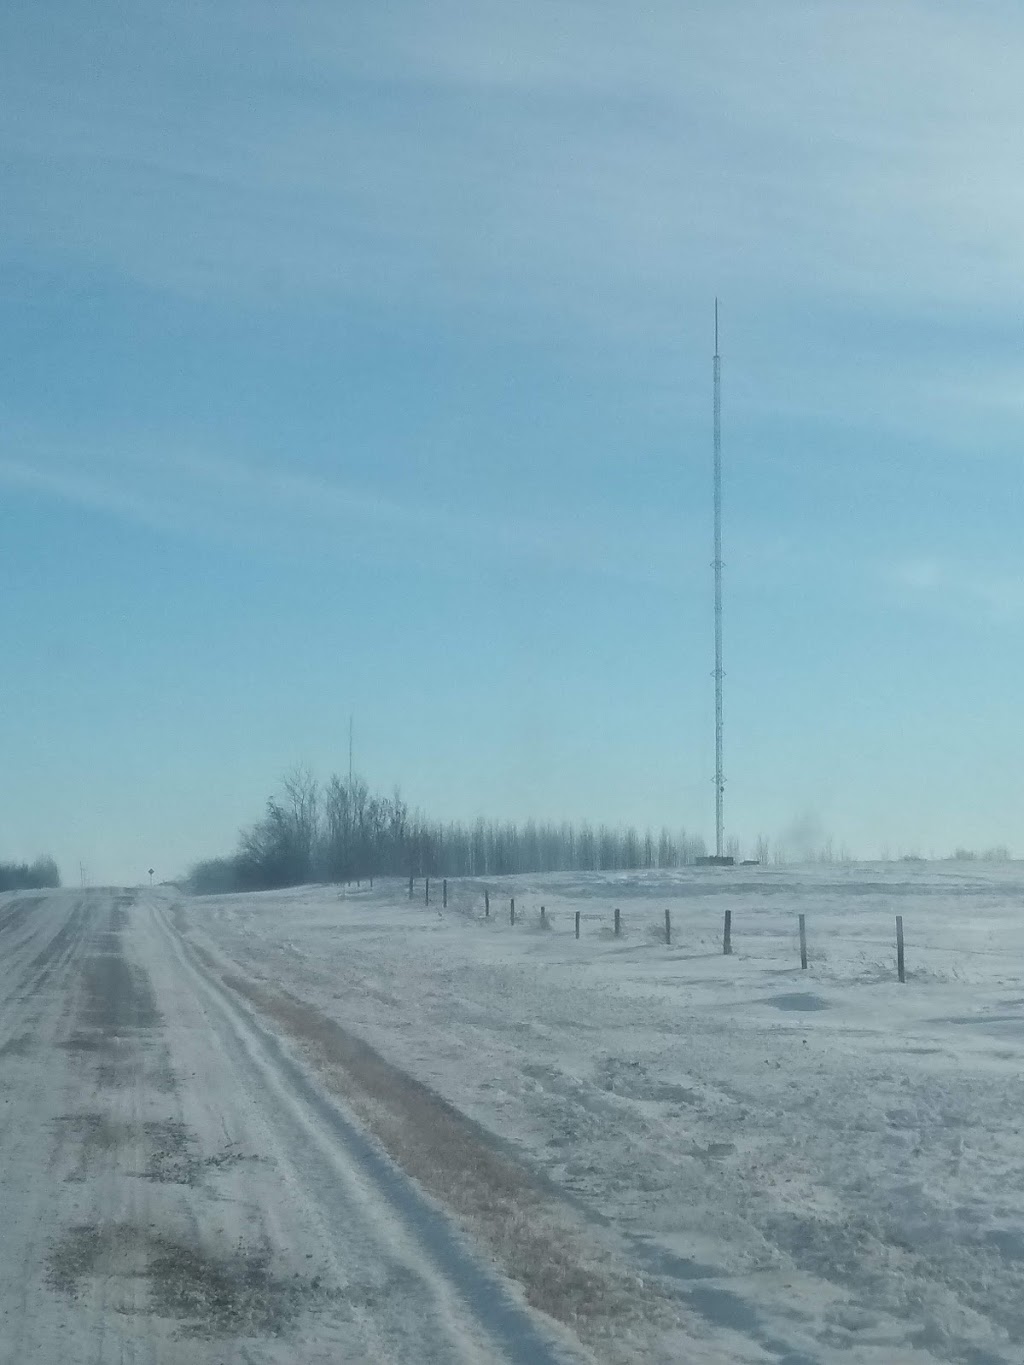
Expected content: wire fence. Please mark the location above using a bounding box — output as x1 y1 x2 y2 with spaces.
370 875 1021 990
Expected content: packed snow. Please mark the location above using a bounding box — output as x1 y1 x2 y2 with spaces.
0 889 588 1364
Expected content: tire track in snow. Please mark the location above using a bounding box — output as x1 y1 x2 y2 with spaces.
149 898 588 1365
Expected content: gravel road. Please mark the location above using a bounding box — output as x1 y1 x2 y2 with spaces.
0 888 587 1363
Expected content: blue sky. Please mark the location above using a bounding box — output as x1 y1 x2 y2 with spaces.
2 1 1022 882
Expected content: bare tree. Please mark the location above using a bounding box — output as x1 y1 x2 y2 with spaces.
191 767 736 892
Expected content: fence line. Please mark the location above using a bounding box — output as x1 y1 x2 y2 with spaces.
365 876 1024 985
422 886 928 983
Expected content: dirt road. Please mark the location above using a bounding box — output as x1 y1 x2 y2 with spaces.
0 888 587 1363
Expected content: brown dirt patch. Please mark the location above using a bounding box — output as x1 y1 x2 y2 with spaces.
211 960 668 1350
48 1222 320 1337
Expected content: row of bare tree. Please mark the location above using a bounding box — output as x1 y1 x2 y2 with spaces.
186 768 711 894
0 855 61 892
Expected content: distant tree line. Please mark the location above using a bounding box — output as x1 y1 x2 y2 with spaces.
187 768 711 895
0 855 61 892
951 845 1011 862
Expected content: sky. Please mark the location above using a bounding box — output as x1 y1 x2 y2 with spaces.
2 1 1023 884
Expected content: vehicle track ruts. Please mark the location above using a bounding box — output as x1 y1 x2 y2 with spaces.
0 887 593 1363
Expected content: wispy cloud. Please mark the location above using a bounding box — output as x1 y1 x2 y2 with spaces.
0 455 201 539
0 437 722 592
4 0 1024 330
888 555 1024 623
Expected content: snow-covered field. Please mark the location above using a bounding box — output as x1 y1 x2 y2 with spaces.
186 861 1024 1364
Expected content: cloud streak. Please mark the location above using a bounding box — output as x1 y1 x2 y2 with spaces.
888 555 1024 624
4 0 1024 329
0 437 717 592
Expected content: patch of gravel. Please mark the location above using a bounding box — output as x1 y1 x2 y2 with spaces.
82 953 159 1032
143 1119 200 1185
48 1222 324 1338
59 1030 111 1054
52 1111 133 1151
148 1237 308 1337
141 1121 263 1185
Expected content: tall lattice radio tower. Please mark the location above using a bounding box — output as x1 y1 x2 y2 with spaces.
712 300 725 859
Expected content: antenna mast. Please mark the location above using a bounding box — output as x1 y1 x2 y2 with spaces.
713 300 725 859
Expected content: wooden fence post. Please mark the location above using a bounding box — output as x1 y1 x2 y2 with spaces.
574 910 580 940
408 876 413 900
614 907 621 937
723 909 732 956
799 914 807 970
896 915 906 983
443 878 448 908
425 877 430 906
484 890 490 918
540 905 546 928
510 898 515 926
665 908 672 946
